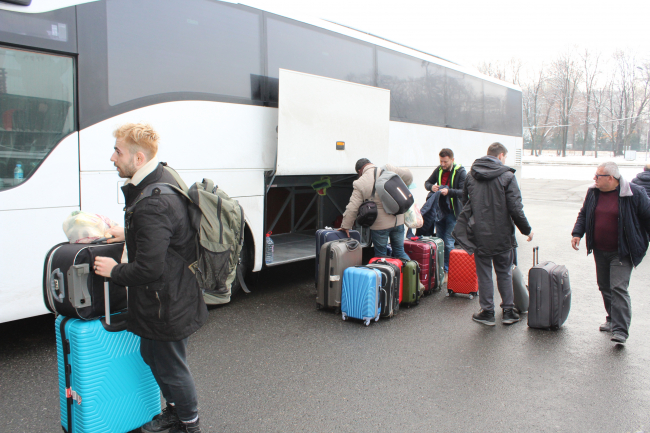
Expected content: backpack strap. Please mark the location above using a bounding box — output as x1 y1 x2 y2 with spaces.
371 168 377 200
162 163 190 193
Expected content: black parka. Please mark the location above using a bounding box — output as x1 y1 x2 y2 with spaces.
452 156 531 256
571 181 650 267
631 170 650 198
111 163 208 341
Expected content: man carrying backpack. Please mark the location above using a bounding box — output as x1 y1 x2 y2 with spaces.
339 158 413 259
423 148 467 282
94 123 207 433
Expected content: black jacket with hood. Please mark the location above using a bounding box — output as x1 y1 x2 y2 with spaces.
111 163 208 342
452 156 531 256
571 178 650 267
631 170 650 198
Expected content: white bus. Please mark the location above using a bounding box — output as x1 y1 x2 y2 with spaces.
0 0 523 323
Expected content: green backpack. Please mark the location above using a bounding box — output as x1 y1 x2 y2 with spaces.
129 164 249 305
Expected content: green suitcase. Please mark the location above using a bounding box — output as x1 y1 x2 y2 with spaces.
401 260 422 306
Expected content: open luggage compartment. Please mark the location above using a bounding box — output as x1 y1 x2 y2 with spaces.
264 174 370 266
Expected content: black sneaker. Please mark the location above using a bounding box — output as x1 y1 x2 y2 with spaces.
472 309 495 326
502 309 520 325
611 333 627 344
170 418 202 433
599 321 613 332
142 404 180 432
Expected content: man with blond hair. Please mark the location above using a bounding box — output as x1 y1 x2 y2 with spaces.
95 123 207 433
571 161 650 345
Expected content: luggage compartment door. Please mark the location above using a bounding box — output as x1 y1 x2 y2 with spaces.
275 69 390 176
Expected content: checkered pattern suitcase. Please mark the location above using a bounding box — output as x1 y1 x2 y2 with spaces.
447 248 478 299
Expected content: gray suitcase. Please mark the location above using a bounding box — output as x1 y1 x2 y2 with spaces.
512 264 529 314
527 247 571 329
316 238 362 311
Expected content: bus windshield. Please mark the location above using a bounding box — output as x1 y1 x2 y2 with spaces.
0 46 74 191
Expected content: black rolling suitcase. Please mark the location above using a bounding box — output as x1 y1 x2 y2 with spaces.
43 241 128 319
527 247 571 329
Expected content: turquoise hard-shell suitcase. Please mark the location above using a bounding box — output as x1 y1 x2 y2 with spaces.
341 267 381 326
55 314 160 432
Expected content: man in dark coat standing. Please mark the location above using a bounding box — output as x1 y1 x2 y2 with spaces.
452 142 533 326
631 163 650 197
571 161 650 345
423 148 467 283
95 123 208 433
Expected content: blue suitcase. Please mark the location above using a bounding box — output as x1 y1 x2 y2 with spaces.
56 314 160 433
315 229 361 284
341 267 381 326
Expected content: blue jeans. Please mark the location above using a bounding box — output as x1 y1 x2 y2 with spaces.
434 213 456 272
371 224 410 260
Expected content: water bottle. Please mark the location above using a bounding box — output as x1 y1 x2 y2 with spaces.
265 232 274 264
14 163 24 185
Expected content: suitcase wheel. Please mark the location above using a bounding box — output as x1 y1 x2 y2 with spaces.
468 294 474 300
364 319 370 326
342 312 347 321
446 289 453 297
316 303 322 310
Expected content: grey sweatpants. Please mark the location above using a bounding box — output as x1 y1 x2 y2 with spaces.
474 249 515 311
593 249 633 338
140 337 199 422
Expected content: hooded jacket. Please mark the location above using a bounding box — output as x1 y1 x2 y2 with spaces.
571 177 650 267
631 170 650 198
341 163 413 231
452 155 531 256
111 162 208 341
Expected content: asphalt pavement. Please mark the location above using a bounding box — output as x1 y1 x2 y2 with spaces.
2 178 650 433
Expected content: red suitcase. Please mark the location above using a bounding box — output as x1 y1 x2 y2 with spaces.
369 257 403 303
447 248 478 299
403 238 443 295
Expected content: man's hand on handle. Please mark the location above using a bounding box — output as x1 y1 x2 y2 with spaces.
337 228 350 238
571 237 581 250
94 256 118 278
527 232 534 242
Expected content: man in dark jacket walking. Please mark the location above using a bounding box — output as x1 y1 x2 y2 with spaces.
631 164 650 197
571 162 650 345
423 148 467 280
95 123 208 433
452 143 533 326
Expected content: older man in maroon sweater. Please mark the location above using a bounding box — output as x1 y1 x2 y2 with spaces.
572 162 650 345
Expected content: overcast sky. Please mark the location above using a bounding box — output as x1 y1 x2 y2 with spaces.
240 0 649 72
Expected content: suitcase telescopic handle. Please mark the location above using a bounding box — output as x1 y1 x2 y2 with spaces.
99 277 128 332
103 278 111 325
532 246 539 266
49 268 65 303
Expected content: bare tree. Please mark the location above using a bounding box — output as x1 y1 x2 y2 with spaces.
580 50 600 155
476 58 523 85
522 65 555 155
607 51 650 155
591 84 610 158
548 51 583 157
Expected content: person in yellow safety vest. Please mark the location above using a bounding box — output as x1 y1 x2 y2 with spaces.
424 148 467 283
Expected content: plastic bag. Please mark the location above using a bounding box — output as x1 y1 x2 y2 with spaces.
404 203 423 229
62 211 119 244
